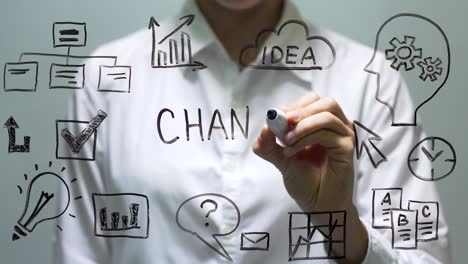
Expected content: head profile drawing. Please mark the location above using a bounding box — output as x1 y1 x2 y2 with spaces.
365 14 450 126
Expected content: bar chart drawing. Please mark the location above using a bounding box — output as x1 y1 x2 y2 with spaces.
100 203 140 231
148 15 206 71
92 193 149 239
4 22 132 93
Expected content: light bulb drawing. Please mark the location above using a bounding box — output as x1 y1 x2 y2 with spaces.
12 161 80 241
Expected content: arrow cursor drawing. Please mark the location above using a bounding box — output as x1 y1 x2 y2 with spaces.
353 121 387 168
4 116 30 153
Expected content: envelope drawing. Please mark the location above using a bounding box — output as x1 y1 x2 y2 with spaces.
240 232 270 251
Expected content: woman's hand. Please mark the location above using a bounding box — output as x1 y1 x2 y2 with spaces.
252 93 368 263
253 93 355 212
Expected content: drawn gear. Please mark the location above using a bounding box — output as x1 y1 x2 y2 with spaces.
385 36 423 71
417 57 443 82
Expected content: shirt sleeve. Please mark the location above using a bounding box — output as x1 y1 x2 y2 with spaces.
53 49 111 264
353 52 452 263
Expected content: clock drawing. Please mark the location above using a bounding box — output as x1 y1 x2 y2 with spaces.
408 137 456 181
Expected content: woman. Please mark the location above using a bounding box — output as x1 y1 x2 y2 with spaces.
55 0 450 263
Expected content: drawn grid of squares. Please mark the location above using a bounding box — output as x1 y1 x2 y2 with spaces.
288 211 346 261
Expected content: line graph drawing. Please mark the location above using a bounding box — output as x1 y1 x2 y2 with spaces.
288 211 346 261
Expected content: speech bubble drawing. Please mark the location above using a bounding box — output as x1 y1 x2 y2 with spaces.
176 193 240 262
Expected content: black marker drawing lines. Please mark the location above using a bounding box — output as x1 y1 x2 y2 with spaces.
239 20 335 71
4 22 132 93
4 116 30 153
92 193 150 239
353 121 387 168
240 232 270 251
371 188 440 249
364 13 450 126
408 137 456 181
288 211 346 261
148 15 206 71
176 193 240 262
61 110 107 154
12 162 79 241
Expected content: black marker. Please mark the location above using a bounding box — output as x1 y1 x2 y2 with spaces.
266 108 288 145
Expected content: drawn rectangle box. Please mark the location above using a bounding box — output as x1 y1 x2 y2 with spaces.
92 193 149 239
391 209 418 250
408 200 439 241
97 65 131 93
372 188 403 229
49 64 85 89
55 120 97 161
240 232 270 251
4 62 38 92
53 22 87 47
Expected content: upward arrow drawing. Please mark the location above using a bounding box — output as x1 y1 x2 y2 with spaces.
148 16 160 68
4 116 30 153
353 121 387 168
148 15 206 71
157 15 194 45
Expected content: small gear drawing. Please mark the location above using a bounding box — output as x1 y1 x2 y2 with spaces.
417 57 443 82
385 36 423 71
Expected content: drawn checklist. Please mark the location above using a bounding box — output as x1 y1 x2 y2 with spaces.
372 188 440 249
372 188 403 228
408 201 439 241
391 209 418 250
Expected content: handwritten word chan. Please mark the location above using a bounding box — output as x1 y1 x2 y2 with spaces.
157 106 249 144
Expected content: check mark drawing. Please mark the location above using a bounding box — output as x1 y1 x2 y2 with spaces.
61 110 108 154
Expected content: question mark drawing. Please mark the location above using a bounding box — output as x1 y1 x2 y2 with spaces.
176 193 240 262
200 199 218 227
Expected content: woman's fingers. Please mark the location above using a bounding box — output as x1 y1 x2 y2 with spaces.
284 111 353 145
283 130 354 157
252 126 287 171
281 92 320 113
286 97 349 125
255 93 354 169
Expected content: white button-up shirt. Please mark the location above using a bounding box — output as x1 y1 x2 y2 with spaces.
55 1 451 263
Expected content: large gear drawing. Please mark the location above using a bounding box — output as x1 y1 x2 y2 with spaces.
417 57 443 82
385 36 423 71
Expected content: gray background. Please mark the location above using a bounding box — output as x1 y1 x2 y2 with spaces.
0 0 466 263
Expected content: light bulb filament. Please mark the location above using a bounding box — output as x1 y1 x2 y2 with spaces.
23 191 54 228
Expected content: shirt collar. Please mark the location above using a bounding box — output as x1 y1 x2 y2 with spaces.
176 0 217 57
177 0 315 85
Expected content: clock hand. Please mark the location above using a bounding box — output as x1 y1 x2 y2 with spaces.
421 146 435 161
432 150 444 161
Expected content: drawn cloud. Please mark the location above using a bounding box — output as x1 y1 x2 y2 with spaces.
239 20 336 70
